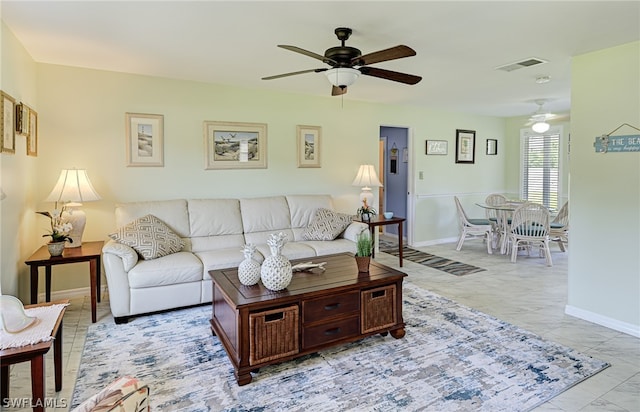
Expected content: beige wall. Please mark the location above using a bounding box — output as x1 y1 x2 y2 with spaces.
567 41 640 334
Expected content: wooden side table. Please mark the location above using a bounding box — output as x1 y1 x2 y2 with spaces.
0 300 68 412
355 216 406 267
25 241 103 323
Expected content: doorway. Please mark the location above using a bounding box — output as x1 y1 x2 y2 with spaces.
380 126 409 243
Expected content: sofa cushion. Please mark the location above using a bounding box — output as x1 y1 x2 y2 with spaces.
109 214 185 260
194 247 256 275
303 208 354 241
188 199 244 238
256 242 317 261
115 199 190 237
300 238 357 256
286 195 334 228
128 252 203 288
240 196 291 234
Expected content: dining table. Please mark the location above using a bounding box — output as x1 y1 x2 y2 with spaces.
475 201 524 255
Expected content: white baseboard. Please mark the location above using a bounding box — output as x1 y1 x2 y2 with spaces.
39 286 108 302
411 237 458 248
565 305 640 338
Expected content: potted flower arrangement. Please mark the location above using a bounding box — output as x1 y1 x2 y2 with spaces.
37 209 73 256
356 198 377 222
355 231 373 272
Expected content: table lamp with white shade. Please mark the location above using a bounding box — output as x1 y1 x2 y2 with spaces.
351 164 383 207
45 169 101 248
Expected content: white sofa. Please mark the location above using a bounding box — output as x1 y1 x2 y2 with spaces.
102 195 367 323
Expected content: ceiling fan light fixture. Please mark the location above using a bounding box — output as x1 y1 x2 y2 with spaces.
324 67 360 88
532 121 550 133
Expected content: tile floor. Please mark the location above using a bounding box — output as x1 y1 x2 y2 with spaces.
3 238 639 411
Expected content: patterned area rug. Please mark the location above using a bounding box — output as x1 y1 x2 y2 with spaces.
71 282 608 411
380 242 485 276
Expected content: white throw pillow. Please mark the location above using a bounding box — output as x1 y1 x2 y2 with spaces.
303 208 354 241
109 214 184 260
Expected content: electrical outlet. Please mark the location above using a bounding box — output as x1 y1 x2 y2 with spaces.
419 171 424 180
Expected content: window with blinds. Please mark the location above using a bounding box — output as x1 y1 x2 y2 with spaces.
520 127 561 210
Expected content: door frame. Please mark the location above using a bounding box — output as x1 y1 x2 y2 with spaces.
379 125 414 246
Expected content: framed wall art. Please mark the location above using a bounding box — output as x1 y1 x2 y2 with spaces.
125 112 164 167
455 129 476 164
486 139 498 155
27 106 38 156
296 125 321 168
15 103 30 136
204 121 267 170
1 91 16 154
426 140 448 155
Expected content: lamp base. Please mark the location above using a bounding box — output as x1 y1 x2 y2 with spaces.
63 209 86 248
359 187 374 207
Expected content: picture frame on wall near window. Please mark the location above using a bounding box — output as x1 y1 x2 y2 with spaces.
486 139 498 155
125 112 164 167
1 91 16 154
296 125 321 168
455 129 476 164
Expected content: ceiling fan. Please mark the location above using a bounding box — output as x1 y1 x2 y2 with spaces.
262 27 422 96
526 100 568 133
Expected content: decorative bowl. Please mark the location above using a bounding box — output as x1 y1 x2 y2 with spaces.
383 212 394 219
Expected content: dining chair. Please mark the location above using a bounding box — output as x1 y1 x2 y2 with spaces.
484 193 508 249
508 202 552 266
550 201 569 251
454 196 493 254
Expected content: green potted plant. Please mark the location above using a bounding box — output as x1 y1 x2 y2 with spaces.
356 198 377 222
355 231 373 272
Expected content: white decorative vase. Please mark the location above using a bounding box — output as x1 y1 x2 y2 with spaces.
47 241 66 257
260 233 292 291
238 244 261 286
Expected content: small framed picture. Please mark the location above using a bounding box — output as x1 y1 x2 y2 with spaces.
125 113 164 167
1 91 16 154
426 140 448 155
15 103 30 136
296 125 321 168
486 139 498 155
204 121 267 169
455 129 476 164
27 107 38 157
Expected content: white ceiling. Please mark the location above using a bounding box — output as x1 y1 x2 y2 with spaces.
2 1 639 118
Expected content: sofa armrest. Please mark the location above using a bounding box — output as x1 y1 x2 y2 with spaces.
103 240 138 271
102 240 136 318
341 222 369 242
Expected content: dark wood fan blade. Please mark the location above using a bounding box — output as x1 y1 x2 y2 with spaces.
278 45 337 65
262 68 327 80
354 45 416 66
331 85 347 96
359 66 422 85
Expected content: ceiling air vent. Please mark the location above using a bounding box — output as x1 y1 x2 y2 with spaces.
495 58 548 72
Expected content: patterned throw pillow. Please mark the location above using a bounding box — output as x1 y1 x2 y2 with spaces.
303 208 354 241
109 214 184 260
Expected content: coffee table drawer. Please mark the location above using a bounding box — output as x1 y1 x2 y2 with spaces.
249 305 299 366
302 315 359 349
302 291 359 322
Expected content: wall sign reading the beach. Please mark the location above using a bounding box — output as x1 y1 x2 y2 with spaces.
594 134 640 153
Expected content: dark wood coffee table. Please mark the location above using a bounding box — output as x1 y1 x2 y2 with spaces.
209 253 406 385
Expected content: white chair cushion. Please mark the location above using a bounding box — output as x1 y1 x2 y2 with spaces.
109 214 185 260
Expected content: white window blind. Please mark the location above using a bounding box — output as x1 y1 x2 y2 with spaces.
520 128 561 210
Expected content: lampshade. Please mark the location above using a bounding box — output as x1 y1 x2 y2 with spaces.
45 169 101 248
532 121 550 133
352 164 382 206
324 68 360 88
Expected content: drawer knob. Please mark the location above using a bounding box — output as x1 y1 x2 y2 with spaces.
324 303 340 311
324 327 341 336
